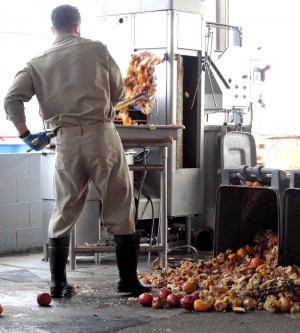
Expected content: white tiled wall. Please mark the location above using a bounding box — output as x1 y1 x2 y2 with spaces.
0 152 101 255
0 153 43 254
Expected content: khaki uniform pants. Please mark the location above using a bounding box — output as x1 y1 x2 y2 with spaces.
48 123 136 238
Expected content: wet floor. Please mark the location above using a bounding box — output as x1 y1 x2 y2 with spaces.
1 251 300 333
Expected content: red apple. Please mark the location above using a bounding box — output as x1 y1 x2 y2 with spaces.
192 291 200 301
278 296 293 312
138 292 153 307
37 291 52 306
180 294 195 310
152 296 164 309
0 304 3 315
158 288 172 302
166 293 181 308
176 293 185 300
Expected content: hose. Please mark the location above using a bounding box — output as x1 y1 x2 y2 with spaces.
167 245 199 268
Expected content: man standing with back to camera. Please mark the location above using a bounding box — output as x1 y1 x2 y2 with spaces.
4 4 151 298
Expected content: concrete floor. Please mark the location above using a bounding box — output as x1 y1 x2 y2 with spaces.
1 251 300 333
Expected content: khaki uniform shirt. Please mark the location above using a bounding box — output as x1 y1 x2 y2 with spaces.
4 34 125 129
4 34 136 237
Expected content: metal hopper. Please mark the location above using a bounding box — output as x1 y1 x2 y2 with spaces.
214 166 289 265
281 169 300 267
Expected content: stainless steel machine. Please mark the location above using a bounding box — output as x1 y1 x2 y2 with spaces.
96 0 268 251
99 0 205 226
100 0 205 215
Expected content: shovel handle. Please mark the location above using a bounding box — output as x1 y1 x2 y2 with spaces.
114 90 155 111
31 132 56 146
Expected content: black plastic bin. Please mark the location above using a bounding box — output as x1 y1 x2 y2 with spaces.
281 169 300 267
214 166 289 266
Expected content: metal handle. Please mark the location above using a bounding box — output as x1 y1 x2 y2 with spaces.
31 132 56 146
222 165 289 193
114 90 154 111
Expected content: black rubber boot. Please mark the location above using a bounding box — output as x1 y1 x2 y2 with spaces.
49 236 75 298
115 232 152 297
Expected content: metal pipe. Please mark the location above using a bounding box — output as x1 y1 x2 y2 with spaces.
72 245 164 254
70 227 76 270
166 10 177 125
160 146 168 272
128 164 164 172
206 21 240 31
121 137 174 147
185 216 192 253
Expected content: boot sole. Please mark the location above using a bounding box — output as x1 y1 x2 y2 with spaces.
50 286 76 298
117 286 152 295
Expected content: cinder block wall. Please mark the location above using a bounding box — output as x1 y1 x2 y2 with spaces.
0 153 42 254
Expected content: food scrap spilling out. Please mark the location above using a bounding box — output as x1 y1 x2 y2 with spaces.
115 51 163 125
138 229 300 314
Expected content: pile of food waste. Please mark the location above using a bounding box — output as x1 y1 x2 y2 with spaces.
137 229 300 314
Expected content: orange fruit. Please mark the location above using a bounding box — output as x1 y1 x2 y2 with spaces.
201 279 214 290
252 181 262 186
194 297 214 312
227 289 236 298
237 247 248 257
250 257 263 267
227 253 237 261
182 281 197 294
188 277 200 287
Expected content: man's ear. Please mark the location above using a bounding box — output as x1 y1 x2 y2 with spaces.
51 26 55 35
74 24 81 36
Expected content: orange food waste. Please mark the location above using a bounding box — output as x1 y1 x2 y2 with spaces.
237 247 248 257
182 281 197 294
250 257 263 267
252 181 262 186
201 278 214 290
255 264 271 276
194 297 214 312
188 277 200 287
227 253 237 261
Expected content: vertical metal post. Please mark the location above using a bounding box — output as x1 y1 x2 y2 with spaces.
70 227 76 270
185 216 192 253
216 0 229 50
160 146 168 272
95 216 102 265
43 243 49 262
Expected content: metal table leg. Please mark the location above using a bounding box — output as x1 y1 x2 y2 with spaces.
160 146 168 272
70 227 76 270
185 216 192 254
68 144 171 272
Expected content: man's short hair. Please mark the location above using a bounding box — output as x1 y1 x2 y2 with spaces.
51 4 81 32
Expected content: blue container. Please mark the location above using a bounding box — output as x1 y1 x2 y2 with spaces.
0 144 28 153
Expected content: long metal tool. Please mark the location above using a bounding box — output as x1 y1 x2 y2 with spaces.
31 91 154 146
114 90 154 111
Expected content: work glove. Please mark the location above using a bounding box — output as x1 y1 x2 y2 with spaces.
19 130 51 151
